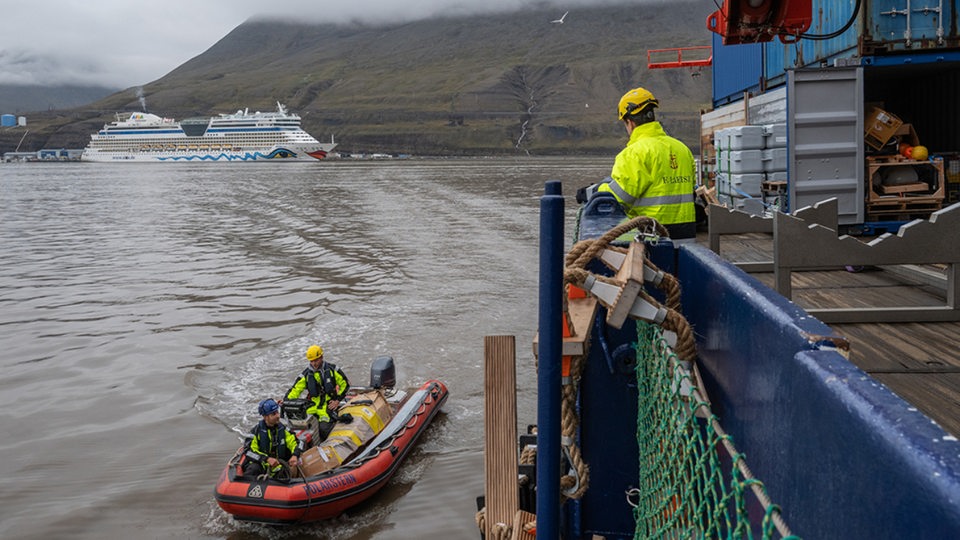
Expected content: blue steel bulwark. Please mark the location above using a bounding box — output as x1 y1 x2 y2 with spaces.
676 244 960 538
566 196 960 536
537 190 564 539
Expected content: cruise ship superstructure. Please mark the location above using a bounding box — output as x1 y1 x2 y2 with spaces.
81 102 335 162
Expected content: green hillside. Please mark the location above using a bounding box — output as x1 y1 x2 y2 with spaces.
1 2 715 155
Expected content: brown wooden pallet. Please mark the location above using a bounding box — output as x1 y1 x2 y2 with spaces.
868 193 942 204
866 158 945 209
867 203 943 217
866 154 911 164
879 182 930 195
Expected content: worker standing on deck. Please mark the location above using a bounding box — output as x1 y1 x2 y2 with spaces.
598 86 698 240
285 344 350 441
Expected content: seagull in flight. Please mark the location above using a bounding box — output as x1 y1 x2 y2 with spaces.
551 11 568 24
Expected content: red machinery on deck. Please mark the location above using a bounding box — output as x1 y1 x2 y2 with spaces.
707 0 812 45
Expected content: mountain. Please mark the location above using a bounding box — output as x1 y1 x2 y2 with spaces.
0 2 715 156
0 84 118 115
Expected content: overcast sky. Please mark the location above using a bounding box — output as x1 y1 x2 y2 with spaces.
0 0 633 89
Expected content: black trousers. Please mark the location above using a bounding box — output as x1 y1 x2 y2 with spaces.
242 460 268 477
318 420 335 441
665 221 696 240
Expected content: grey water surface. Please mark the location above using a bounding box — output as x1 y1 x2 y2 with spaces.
0 157 611 539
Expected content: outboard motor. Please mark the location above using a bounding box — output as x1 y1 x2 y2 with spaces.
369 356 396 389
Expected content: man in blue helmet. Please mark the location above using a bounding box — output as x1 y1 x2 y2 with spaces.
242 398 301 478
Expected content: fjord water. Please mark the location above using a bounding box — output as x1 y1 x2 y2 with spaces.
0 157 610 539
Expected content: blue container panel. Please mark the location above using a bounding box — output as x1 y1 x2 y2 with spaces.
1 114 16 127
714 0 859 104
866 0 959 51
712 32 762 107
763 0 860 88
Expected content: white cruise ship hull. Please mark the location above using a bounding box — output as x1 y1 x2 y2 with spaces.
81 143 336 163
81 103 336 163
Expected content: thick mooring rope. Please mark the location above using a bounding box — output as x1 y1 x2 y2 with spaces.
564 216 696 362
559 352 589 499
477 216 703 539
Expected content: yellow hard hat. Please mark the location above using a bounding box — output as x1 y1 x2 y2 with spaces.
617 87 659 120
306 344 324 362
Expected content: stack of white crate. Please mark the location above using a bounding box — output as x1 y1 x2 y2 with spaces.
714 123 787 211
714 126 764 210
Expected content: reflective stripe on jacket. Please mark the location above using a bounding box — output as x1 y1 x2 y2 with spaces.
285 362 350 422
598 121 696 226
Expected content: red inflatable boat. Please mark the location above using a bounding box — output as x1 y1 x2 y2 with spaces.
214 357 448 525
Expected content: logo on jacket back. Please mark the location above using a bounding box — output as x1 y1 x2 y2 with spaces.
669 152 678 170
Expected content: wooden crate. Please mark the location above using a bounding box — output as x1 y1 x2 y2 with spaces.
866 157 944 216
879 182 928 195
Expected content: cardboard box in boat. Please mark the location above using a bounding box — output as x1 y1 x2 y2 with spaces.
339 391 393 433
347 390 392 421
295 391 394 477
297 437 358 477
327 396 391 445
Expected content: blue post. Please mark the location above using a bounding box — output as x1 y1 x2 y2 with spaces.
538 187 564 538
544 179 562 196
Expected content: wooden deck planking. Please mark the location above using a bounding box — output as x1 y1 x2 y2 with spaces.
483 335 519 538
701 231 960 437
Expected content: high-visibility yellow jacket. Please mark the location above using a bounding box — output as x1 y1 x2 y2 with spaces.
598 121 696 227
249 421 299 462
286 362 349 422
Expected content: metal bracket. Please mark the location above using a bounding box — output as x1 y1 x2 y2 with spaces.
774 201 960 322
580 240 669 329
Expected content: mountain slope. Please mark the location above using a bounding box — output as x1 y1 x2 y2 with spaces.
0 84 118 114
2 2 715 155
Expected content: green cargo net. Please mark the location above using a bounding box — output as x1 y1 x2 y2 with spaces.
632 320 800 540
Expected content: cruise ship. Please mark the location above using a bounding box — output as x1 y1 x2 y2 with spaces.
81 102 336 162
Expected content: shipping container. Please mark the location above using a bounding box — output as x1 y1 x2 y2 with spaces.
710 56 960 230
711 33 762 107
704 1 960 231
863 0 960 54
713 0 960 105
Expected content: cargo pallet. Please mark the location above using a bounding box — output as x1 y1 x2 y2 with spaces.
866 156 944 219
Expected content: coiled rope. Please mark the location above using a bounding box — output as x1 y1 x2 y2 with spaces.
564 216 696 362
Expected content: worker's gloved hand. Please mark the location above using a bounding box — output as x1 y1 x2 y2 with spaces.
576 181 609 204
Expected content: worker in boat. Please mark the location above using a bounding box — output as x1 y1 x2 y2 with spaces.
595 86 698 241
243 398 301 478
285 344 350 441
